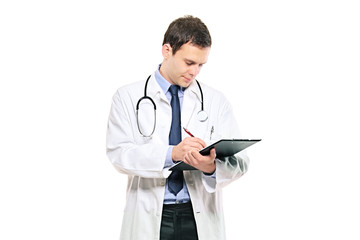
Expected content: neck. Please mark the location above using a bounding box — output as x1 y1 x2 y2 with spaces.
159 64 173 85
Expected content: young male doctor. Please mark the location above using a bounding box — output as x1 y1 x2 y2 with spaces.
106 15 249 240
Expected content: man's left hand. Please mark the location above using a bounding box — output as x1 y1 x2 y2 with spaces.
183 148 216 174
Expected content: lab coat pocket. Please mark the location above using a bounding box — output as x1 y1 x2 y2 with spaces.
203 125 222 146
121 209 160 240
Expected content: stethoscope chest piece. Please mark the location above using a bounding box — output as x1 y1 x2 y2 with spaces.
197 110 208 122
195 80 207 122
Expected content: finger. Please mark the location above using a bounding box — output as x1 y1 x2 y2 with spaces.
186 151 198 166
209 148 216 160
192 150 214 165
183 153 192 166
189 150 201 160
194 137 206 148
186 137 206 150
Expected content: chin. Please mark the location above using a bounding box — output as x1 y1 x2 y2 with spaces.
181 79 194 87
180 82 192 88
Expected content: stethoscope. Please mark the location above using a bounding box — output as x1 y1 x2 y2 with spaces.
136 75 208 137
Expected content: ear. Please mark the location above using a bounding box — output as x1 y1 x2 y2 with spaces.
162 44 172 59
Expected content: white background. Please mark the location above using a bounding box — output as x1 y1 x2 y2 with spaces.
1 0 359 239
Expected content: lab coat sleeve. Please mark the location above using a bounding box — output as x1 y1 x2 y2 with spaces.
201 96 250 193
106 88 171 179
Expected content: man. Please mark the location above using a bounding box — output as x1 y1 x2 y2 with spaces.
106 15 249 240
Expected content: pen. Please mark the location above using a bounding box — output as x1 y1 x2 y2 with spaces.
183 127 194 137
210 126 214 140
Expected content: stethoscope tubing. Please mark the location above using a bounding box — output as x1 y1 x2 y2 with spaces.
136 75 206 137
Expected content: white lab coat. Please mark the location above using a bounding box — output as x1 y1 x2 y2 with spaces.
106 74 249 240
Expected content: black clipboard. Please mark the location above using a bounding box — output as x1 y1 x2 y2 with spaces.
169 139 261 171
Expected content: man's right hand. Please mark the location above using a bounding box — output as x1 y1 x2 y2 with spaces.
172 137 206 162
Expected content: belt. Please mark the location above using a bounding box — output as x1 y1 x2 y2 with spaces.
163 201 192 210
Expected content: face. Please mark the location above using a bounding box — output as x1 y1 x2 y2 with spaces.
160 42 211 88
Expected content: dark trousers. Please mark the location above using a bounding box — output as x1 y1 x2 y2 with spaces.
160 202 199 240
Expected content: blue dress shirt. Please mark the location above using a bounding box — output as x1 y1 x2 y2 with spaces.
155 69 191 204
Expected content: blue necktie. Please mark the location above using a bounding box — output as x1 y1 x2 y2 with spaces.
168 85 183 195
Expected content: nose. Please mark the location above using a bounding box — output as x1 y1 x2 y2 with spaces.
188 65 201 77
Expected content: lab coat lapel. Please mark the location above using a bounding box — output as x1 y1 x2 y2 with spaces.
145 74 172 142
146 74 169 104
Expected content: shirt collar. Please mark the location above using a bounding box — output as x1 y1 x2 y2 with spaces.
155 65 185 95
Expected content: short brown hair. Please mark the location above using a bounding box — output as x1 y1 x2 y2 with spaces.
162 15 212 55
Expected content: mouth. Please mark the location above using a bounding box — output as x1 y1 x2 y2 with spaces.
183 76 193 83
